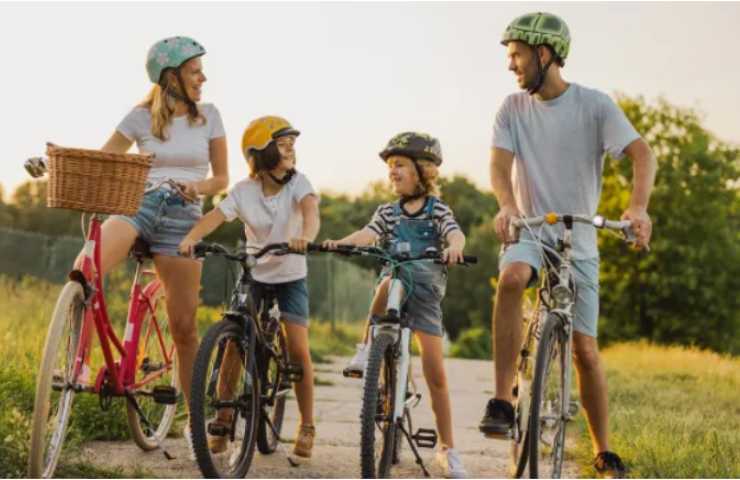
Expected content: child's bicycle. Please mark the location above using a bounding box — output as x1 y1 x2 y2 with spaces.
187 241 306 478
319 244 477 478
24 153 181 478
505 213 641 478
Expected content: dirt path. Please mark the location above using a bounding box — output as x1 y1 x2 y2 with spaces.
79 356 579 478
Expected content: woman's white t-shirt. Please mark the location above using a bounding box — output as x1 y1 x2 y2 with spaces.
217 172 317 284
116 103 225 184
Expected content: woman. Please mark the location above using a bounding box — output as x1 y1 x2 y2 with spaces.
81 36 228 449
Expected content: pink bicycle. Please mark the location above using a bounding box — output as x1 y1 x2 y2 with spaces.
25 148 180 477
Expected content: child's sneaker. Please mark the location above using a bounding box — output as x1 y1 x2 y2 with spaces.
293 424 315 458
343 343 369 378
435 447 468 478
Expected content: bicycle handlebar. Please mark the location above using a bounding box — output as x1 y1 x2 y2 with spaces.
311 244 478 266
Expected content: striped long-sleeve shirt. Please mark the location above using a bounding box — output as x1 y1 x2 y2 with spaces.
365 196 461 244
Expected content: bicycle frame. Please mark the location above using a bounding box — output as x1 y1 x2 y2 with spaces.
70 213 171 396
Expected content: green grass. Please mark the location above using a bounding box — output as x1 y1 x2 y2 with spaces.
0 274 363 477
573 341 740 478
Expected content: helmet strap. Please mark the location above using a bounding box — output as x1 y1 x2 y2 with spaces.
400 160 427 201
528 45 554 96
169 68 199 118
268 168 296 186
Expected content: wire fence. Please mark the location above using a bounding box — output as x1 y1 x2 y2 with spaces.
0 227 376 326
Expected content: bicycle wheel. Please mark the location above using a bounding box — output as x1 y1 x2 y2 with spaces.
257 325 288 454
190 319 259 478
528 313 568 478
511 317 537 477
360 332 397 478
126 284 180 451
28 281 85 478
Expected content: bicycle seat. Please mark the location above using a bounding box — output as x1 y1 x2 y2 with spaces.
130 238 153 261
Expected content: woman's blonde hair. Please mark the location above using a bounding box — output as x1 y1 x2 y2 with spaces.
140 83 205 141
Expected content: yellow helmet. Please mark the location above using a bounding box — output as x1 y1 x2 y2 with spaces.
241 116 300 158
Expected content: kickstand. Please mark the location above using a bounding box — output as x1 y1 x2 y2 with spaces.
124 392 174 460
262 406 299 467
398 422 430 478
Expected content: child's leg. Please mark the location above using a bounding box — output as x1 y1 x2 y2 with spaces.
284 321 314 426
362 276 393 341
415 330 455 449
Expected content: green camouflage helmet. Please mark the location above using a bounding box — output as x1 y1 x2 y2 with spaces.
379 132 443 166
146 36 206 84
501 12 571 60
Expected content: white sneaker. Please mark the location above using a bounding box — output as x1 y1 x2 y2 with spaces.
183 424 196 461
343 343 369 378
435 447 468 479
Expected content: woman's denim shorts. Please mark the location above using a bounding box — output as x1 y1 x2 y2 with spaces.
111 185 202 257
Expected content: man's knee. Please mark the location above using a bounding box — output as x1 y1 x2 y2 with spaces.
573 335 601 370
497 263 533 295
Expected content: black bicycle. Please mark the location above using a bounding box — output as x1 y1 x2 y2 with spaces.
320 244 477 478
188 242 304 478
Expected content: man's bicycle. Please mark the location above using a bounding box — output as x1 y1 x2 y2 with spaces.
320 244 477 478
506 213 638 478
187 241 306 478
24 152 181 478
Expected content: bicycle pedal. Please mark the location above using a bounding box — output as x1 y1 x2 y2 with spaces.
152 385 178 405
207 421 231 437
283 362 303 382
342 368 363 379
412 428 437 448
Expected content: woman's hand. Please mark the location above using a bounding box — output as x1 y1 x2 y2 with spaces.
178 237 198 257
289 237 311 253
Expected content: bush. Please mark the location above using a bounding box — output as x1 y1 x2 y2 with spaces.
449 326 492 359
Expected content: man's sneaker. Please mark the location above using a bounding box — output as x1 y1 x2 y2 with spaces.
594 451 627 478
293 424 315 458
183 424 196 461
478 398 515 438
343 343 369 378
435 447 468 478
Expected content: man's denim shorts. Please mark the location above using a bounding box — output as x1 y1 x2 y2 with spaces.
111 185 202 257
499 240 600 337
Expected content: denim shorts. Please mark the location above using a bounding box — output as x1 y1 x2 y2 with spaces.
111 186 202 257
251 278 310 327
377 266 447 338
499 240 600 338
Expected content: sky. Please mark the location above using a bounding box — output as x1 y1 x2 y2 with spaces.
2 1 739 201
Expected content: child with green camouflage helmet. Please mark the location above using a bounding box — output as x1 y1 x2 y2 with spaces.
323 132 470 478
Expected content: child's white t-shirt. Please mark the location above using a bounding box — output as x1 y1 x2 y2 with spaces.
217 172 317 284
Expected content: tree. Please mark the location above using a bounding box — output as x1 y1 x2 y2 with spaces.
598 95 740 354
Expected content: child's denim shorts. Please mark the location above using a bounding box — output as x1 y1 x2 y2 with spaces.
111 185 202 257
376 267 447 337
251 278 310 327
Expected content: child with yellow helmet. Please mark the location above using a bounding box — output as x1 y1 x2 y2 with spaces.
179 115 320 459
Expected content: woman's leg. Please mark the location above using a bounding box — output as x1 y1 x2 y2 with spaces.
415 330 455 449
283 321 314 426
153 255 203 409
74 217 138 274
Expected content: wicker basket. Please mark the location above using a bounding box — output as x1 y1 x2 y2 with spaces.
46 143 152 216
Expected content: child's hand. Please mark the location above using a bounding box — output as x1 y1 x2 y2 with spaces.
289 237 311 253
442 246 464 265
178 237 198 257
322 239 340 250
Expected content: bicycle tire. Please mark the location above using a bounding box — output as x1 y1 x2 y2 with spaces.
528 313 568 478
360 331 397 478
127 284 180 451
190 319 259 478
256 326 288 454
28 281 85 478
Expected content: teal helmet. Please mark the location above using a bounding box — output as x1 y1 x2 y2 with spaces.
501 12 571 62
146 36 206 85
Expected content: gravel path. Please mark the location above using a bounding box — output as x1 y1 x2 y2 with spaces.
79 356 579 478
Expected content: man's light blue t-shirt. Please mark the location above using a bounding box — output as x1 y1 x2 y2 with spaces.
492 83 640 259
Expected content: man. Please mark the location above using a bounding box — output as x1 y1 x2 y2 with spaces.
478 12 657 478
